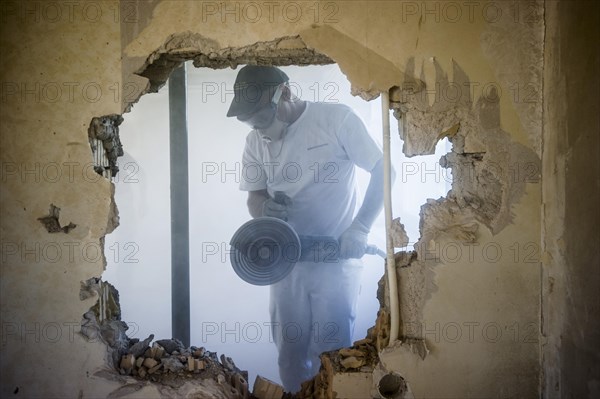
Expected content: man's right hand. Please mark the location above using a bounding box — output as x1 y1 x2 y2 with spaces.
262 191 292 220
262 198 288 220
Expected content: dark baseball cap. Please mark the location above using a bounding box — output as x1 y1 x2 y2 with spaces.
226 65 289 117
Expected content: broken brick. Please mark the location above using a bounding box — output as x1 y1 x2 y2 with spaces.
138 367 147 378
119 354 135 370
338 348 364 358
142 358 158 369
148 363 162 374
340 356 365 369
253 375 284 399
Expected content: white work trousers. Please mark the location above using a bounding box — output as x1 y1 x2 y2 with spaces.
269 259 363 393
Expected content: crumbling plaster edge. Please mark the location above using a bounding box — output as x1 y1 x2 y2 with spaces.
122 32 333 113
122 26 424 113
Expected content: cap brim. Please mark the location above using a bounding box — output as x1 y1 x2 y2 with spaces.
227 95 256 117
227 87 269 117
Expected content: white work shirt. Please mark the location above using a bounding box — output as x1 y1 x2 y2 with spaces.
239 102 382 238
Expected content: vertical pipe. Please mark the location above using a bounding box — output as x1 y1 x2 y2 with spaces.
169 63 190 347
381 91 399 346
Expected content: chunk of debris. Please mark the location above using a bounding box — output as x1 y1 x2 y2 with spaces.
231 373 250 399
192 347 205 358
155 338 184 355
391 218 410 248
142 358 158 369
253 375 284 399
338 348 364 358
128 334 154 358
147 362 162 375
161 357 184 373
149 343 165 360
194 359 205 372
220 354 235 371
119 354 135 370
339 356 365 369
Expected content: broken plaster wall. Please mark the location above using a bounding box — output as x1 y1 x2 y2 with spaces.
0 1 127 398
0 0 551 398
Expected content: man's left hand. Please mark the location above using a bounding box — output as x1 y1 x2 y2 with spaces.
338 219 370 259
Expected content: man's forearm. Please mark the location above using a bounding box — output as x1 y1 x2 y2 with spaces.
354 158 394 230
247 189 269 218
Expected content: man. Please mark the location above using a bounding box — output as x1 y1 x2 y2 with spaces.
227 65 388 392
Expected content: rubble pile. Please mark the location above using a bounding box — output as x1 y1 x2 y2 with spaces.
80 279 258 398
295 336 382 398
333 339 379 371
118 336 251 396
294 356 334 399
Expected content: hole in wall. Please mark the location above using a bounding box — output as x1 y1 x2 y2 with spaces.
378 372 407 399
100 60 452 388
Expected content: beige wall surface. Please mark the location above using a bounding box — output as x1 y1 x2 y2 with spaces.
2 0 595 398
1 1 125 397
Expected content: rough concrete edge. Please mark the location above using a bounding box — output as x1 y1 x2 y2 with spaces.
371 45 542 387
122 33 334 114
124 25 424 115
